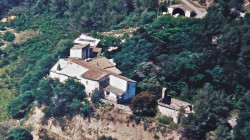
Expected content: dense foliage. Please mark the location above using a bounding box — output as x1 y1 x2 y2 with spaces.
112 1 249 139
0 0 159 121
37 78 86 118
0 0 249 139
130 91 157 116
3 31 15 42
7 127 33 140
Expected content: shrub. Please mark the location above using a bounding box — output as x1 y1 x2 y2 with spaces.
91 88 103 105
7 91 34 118
168 122 178 130
130 92 157 116
98 135 117 140
158 116 173 125
0 24 5 31
81 100 94 117
7 127 33 140
3 31 15 42
153 134 160 140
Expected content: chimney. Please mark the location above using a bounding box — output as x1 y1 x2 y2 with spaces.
162 88 167 100
57 64 61 71
161 88 171 105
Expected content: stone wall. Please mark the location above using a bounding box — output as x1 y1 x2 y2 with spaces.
158 104 179 123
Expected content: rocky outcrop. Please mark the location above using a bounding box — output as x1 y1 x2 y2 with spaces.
25 107 181 140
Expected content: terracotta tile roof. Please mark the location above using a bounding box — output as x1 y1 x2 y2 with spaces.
168 4 194 12
67 58 136 82
71 44 90 49
158 98 193 113
81 69 108 81
104 67 122 75
87 56 115 69
91 47 102 53
104 85 125 96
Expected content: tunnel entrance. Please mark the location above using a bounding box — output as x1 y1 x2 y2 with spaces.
172 8 185 16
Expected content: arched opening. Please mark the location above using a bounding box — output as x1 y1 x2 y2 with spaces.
172 8 185 16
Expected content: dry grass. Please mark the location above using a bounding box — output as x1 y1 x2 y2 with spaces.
14 30 40 46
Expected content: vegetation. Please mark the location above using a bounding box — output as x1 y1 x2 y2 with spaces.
130 92 157 116
37 78 86 118
81 99 94 117
7 127 33 140
3 31 15 42
0 0 249 139
98 135 117 140
91 88 104 105
158 116 173 125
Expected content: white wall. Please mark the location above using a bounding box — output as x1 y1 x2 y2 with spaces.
70 49 82 59
158 105 179 123
168 7 174 14
109 75 127 91
185 10 191 17
104 92 118 103
80 78 100 95
50 71 69 82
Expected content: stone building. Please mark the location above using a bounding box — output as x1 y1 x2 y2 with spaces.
50 46 136 103
158 88 193 123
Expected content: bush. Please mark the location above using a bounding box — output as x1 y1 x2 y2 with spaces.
98 135 117 140
7 91 34 118
0 24 5 31
81 100 94 117
40 78 86 117
7 127 33 140
141 11 157 25
91 88 103 105
158 116 173 125
3 31 15 42
130 92 157 116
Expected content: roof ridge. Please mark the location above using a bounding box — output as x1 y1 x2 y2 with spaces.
67 58 136 82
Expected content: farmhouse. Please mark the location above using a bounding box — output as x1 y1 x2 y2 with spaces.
158 88 193 123
168 4 195 17
50 45 136 103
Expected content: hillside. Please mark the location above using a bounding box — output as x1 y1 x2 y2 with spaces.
0 0 249 140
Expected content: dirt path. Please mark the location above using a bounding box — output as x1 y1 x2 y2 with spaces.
180 0 207 18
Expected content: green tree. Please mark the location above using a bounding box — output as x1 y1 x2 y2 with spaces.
7 91 34 118
130 92 157 116
91 88 103 105
181 83 233 139
215 124 232 140
34 78 56 105
233 91 250 140
114 36 154 78
81 100 93 117
7 127 33 140
3 31 15 42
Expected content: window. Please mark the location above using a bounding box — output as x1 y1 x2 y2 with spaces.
106 92 110 95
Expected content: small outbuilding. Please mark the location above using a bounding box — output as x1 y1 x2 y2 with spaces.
158 88 194 123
